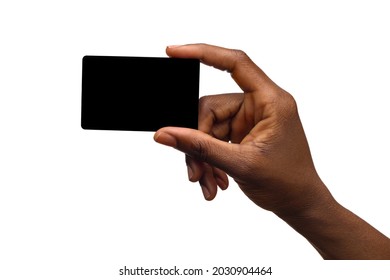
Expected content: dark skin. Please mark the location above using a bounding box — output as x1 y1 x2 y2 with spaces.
154 43 390 260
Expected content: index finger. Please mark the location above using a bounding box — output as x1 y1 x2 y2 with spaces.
166 43 273 93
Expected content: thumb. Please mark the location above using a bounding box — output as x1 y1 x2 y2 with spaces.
154 127 243 177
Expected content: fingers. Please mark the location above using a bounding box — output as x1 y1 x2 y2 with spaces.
186 155 229 192
198 165 229 200
157 132 229 201
186 156 229 200
166 44 273 93
198 163 219 201
161 43 276 201
212 166 229 190
154 126 245 183
197 93 243 135
186 155 204 182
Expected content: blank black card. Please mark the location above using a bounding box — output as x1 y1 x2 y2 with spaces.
81 55 199 131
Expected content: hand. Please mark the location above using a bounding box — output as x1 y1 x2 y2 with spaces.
154 43 330 217
154 44 390 259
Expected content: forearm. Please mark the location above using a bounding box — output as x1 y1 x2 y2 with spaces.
278 184 390 260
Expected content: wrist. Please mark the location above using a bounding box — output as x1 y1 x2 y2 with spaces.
276 181 390 259
273 175 337 220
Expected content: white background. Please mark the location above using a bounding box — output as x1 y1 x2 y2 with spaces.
1 0 389 279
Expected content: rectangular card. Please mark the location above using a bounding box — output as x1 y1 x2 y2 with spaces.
81 55 199 131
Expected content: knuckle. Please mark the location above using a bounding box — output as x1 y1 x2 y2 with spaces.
275 91 299 121
229 49 254 75
198 95 217 120
231 49 249 60
283 92 298 114
263 89 299 121
199 95 212 110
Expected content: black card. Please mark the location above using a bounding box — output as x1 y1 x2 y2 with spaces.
81 55 199 131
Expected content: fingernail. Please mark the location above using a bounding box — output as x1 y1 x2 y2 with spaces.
187 166 194 181
216 177 228 190
154 132 177 147
167 45 182 48
201 185 211 200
